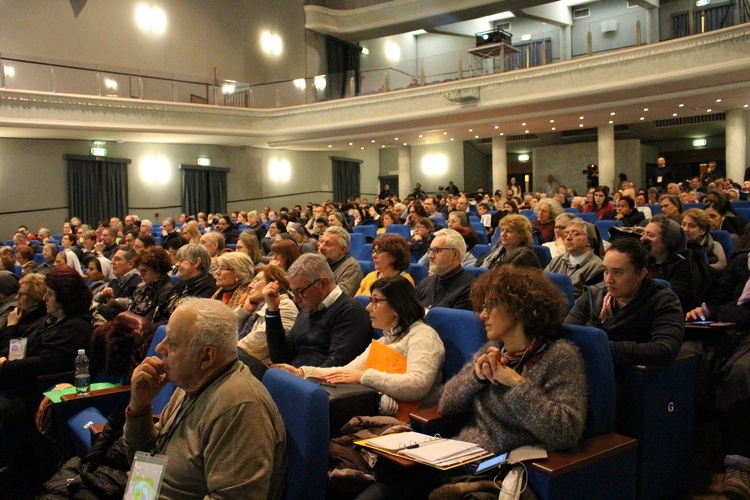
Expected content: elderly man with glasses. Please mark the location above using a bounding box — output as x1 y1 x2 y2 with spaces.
263 253 370 368
415 229 474 311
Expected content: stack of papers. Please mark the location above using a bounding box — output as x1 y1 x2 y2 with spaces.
359 431 491 469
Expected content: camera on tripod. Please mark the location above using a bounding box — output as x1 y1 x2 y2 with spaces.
581 163 599 189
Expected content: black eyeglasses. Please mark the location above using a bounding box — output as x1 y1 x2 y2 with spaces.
289 278 320 299
427 247 453 256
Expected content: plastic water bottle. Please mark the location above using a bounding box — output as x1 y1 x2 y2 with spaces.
74 349 91 396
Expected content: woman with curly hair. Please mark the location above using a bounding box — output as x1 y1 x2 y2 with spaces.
129 246 174 322
0 269 92 450
355 234 414 296
438 265 587 454
269 239 300 271
532 198 564 243
212 251 254 310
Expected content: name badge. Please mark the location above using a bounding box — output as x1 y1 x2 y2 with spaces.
657 176 663 183
124 451 169 500
9 338 27 360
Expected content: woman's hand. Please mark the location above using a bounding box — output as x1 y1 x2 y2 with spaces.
242 294 258 314
322 370 365 385
474 347 524 387
271 363 304 377
268 258 281 267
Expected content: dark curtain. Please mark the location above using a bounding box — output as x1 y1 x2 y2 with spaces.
700 3 734 32
672 12 690 38
66 156 129 226
181 166 227 216
332 158 361 203
326 36 360 100
508 39 552 70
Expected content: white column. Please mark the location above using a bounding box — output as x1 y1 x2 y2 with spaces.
597 123 615 189
492 136 508 195
398 146 412 199
560 25 572 61
726 109 747 183
646 7 659 44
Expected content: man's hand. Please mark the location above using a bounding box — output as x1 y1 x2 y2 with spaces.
100 287 114 300
130 357 169 413
6 307 22 327
263 281 281 312
686 302 711 322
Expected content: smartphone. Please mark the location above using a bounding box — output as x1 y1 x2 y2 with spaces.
690 320 715 326
474 452 509 475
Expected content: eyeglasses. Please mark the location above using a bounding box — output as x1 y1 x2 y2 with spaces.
369 296 387 309
554 225 567 230
289 278 320 299
372 248 388 255
217 266 235 272
564 230 586 238
427 247 453 256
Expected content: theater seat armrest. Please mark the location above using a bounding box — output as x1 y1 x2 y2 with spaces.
530 433 637 477
630 353 697 371
409 407 465 436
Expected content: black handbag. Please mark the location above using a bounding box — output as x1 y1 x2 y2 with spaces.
306 378 380 435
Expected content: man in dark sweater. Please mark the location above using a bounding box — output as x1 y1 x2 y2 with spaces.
264 253 371 368
416 229 474 311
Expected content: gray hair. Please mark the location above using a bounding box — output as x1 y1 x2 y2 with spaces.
393 203 407 213
448 211 469 227
287 253 334 284
567 218 597 249
38 228 51 239
535 198 564 219
203 230 226 250
555 212 577 225
216 252 255 284
433 228 466 262
324 226 350 249
176 244 211 274
140 219 153 229
178 298 238 362
44 243 59 259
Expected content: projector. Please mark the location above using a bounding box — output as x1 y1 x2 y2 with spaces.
475 29 512 47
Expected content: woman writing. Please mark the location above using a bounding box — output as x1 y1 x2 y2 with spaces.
439 266 587 453
356 235 414 296
275 275 445 417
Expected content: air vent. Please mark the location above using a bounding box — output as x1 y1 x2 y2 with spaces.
507 133 538 141
615 124 630 132
653 112 725 128
561 128 597 137
496 22 511 31
573 8 590 19
475 138 493 144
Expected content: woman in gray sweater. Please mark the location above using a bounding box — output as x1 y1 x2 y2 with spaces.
438 266 588 454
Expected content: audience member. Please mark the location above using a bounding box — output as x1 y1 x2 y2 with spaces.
543 213 576 259
0 272 20 330
545 219 605 298
416 229 473 310
124 298 287 499
236 231 263 264
0 274 47 353
356 235 414 296
477 215 541 269
199 230 225 275
129 246 174 322
263 253 370 368
532 199 563 243
287 223 317 254
212 252 253 309
153 244 217 324
317 226 362 297
269 239 300 271
682 208 727 274
34 243 58 276
216 215 240 245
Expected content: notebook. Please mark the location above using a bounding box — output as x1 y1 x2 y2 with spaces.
358 431 492 469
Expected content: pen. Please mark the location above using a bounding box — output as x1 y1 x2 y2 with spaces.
404 438 447 450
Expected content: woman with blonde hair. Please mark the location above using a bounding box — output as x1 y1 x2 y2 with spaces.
477 214 541 269
212 251 254 309
237 231 263 265
181 221 202 244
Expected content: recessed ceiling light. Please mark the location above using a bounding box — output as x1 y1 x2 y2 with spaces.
468 129 473 132
371 140 376 143
608 120 613 124
521 122 526 126
426 141 431 144
403 143 407 146
443 132 448 135
579 124 584 127
679 103 684 107
394 137 398 140
579 116 584 120
494 125 499 129
360 147 364 150
328 145 332 148
551 127 556 131
707 109 712 113
550 119 554 123
643 108 649 112
716 99 722 102
640 117 645 120
419 134 423 138
349 142 353 146
475 135 479 139
673 113 678 116
381 145 385 148
499 133 504 136
450 138 454 141
745 104 749 108
525 130 529 134
610 112 615 116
